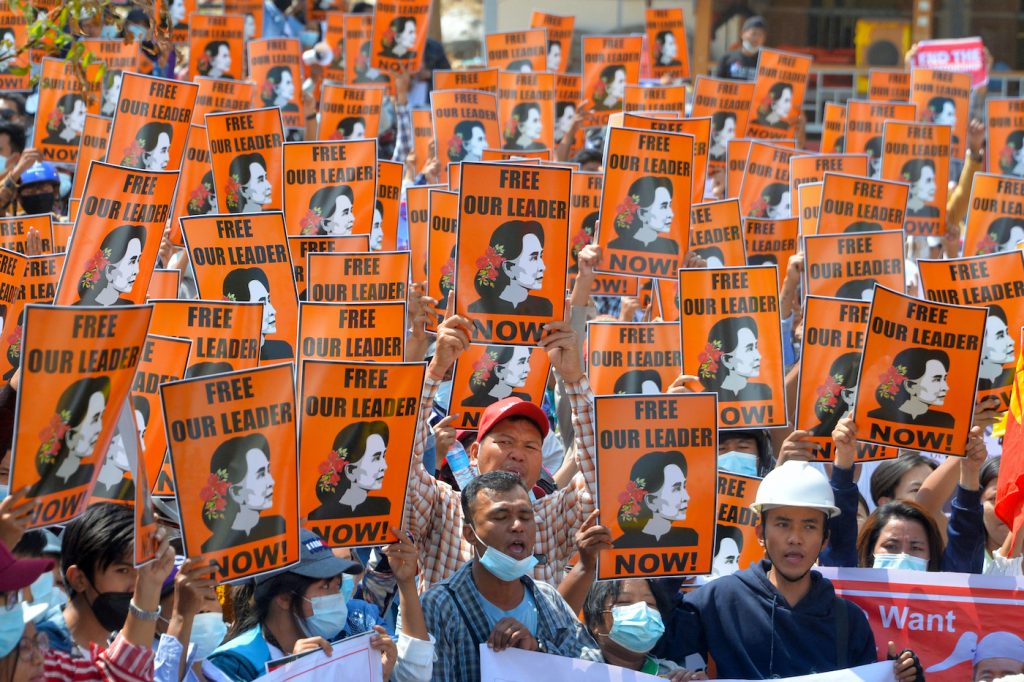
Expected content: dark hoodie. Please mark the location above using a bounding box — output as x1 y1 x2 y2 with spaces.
658 559 877 678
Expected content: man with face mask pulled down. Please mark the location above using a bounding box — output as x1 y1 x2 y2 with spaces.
657 461 925 681
715 15 766 81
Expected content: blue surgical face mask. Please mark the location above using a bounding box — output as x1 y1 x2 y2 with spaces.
0 156 7 174
872 553 928 572
0 601 25 657
126 24 148 42
0 484 8 500
302 591 348 641
189 612 227 660
471 528 538 582
100 24 119 40
607 601 665 654
718 451 759 477
57 172 72 199
340 573 356 602
300 30 319 48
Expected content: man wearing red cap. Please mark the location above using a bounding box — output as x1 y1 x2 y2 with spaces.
402 304 596 589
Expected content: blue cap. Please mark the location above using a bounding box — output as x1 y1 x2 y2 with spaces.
19 161 58 187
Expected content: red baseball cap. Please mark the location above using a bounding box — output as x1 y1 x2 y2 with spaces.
476 397 549 441
0 542 53 593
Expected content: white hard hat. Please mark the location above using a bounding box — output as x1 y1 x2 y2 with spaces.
750 460 840 518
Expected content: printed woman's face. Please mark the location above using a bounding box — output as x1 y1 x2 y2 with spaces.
347 122 365 140
711 537 740 578
556 105 575 135
351 433 387 490
641 186 673 233
236 448 274 510
912 166 936 203
108 237 142 293
773 87 792 118
546 43 561 72
170 0 186 24
398 20 417 50
935 102 956 126
714 117 736 146
212 45 232 73
67 101 87 135
985 314 1015 365
661 33 677 60
521 108 542 139
244 14 256 40
242 162 272 206
325 194 355 235
465 126 487 160
370 208 383 250
275 70 294 102
505 233 545 290
247 280 277 334
1004 225 1024 251
69 391 106 457
725 327 761 378
134 408 147 447
648 463 688 521
0 32 17 70
145 132 171 171
106 432 131 472
494 346 531 388
608 69 626 99
767 191 791 220
908 359 949 405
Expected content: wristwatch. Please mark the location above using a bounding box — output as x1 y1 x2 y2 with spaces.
128 599 161 621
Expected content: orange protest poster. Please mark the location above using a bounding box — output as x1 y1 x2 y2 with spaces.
498 70 555 152
344 13 392 89
819 102 846 155
188 14 246 82
653 278 680 322
481 149 549 162
692 76 755 175
689 200 747 267
738 141 798 218
554 74 583 152
376 160 402 252
87 41 141 117
131 334 191 495
744 217 798 268
725 138 753 199
789 154 868 201
0 215 54 255
281 140 378 237
34 57 102 167
288 235 368 300
52 222 73 253
880 121 951 237
596 126 693 280
192 75 255 121
431 89 500 165
713 472 763 576
0 10 30 92
147 269 180 300
133 435 158 565
844 100 917 178
800 180 825 235
803 230 905 300
794 296 896 461
297 301 406 361
156 0 195 43
161 364 298 580
73 116 112 199
298 360 424 546
581 35 643 123
595 393 717 579
169 125 213 245
305 0 343 23
645 8 689 81
370 0 433 73
432 68 499 94
455 162 570 345
854 286 986 456
986 99 1024 178
449 343 549 429
411 108 434 170
586 321 681 395
405 184 439 282
248 38 304 130
306 251 409 304
816 172 910 236
106 73 198 172
869 68 911 102
918 251 1024 410
0 251 26 324
679 265 786 427
426 189 457 320
323 14 346 83
318 84 385 141
206 107 285 214
11 304 151 527
224 0 263 41
746 49 812 140
180 212 298 365
566 171 635 298
623 86 687 115
530 12 572 72
485 29 547 71
910 67 970 161
0 253 66 382
149 299 264 376
53 162 177 307
963 172 1024 256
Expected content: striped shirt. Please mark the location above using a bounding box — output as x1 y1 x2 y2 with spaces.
44 634 155 682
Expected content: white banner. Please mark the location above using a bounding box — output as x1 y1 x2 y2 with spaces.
255 632 383 682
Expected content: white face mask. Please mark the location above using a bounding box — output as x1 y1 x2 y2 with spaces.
742 40 758 53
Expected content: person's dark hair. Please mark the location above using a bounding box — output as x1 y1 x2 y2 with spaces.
655 30 673 50
505 102 540 146
833 135 845 154
869 452 937 505
76 224 147 303
0 93 26 117
878 347 950 406
693 245 725 263
307 185 354 233
337 116 366 138
711 111 735 136
714 524 744 555
747 254 777 265
927 96 955 120
856 499 943 571
1006 130 1024 154
185 361 234 378
450 120 484 161
760 182 789 210
125 122 173 168
188 171 216 215
507 59 533 71
987 303 1008 330
843 221 882 233
616 176 673 238
389 16 415 38
901 158 935 184
132 394 151 426
572 149 602 167
556 101 575 120
469 345 528 398
226 152 268 213
768 82 791 104
472 219 545 301
36 375 111 477
228 570 317 640
864 136 882 160
582 578 673 638
599 64 624 86
0 121 26 155
986 217 1024 249
315 420 389 504
199 41 230 76
222 266 270 302
617 450 688 532
60 502 134 596
260 66 293 107
700 315 758 391
835 278 878 300
547 40 559 55
204 433 272 532
461 470 530 524
613 369 662 395
813 352 860 422
50 94 85 134
350 0 372 11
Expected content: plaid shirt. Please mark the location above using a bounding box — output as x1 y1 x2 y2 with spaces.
421 560 602 680
402 375 597 590
392 103 413 164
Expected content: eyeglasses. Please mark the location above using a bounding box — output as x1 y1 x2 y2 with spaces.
18 632 49 661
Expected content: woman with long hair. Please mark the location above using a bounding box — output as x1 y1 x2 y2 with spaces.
612 450 697 549
608 176 678 254
334 116 366 140
654 31 681 67
978 304 1015 391
447 120 487 162
467 219 551 316
308 421 391 519
222 266 292 361
74 224 146 306
708 111 736 162
378 16 417 59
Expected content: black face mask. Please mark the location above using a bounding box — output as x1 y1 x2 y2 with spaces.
90 591 132 632
19 191 54 215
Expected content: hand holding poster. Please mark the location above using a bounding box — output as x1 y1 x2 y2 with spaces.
586 321 681 396
595 393 717 579
162 364 298 581
853 285 986 455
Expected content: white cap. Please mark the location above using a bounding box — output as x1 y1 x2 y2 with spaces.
302 43 334 67
974 632 1024 665
751 460 840 518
